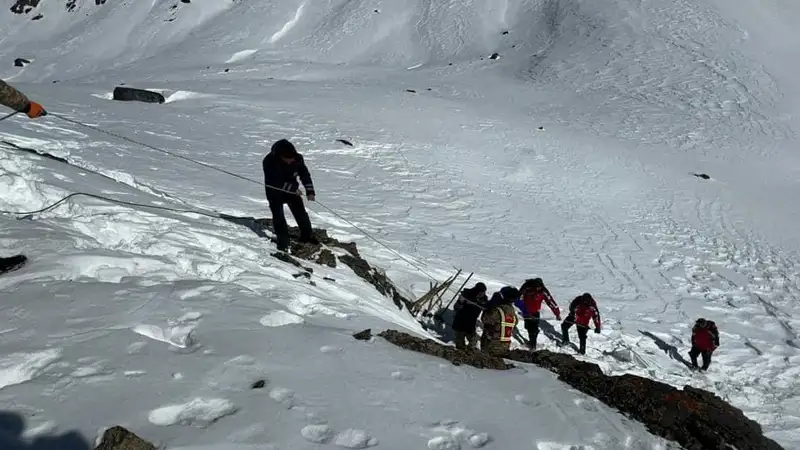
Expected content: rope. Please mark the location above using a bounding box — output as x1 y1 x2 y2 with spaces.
0 191 222 218
40 112 438 281
0 111 19 122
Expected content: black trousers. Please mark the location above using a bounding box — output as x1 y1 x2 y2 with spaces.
267 193 312 248
689 345 713 370
523 312 541 348
561 317 589 354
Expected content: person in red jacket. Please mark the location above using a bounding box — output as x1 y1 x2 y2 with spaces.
515 278 561 349
689 318 719 371
560 293 601 354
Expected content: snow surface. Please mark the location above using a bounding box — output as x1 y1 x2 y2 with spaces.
1 0 799 449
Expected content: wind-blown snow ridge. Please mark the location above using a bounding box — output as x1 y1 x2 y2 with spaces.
1 0 800 448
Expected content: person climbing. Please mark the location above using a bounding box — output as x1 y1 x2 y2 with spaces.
515 278 560 349
0 79 46 118
689 318 719 371
560 293 601 355
451 282 488 350
480 286 520 356
262 139 319 252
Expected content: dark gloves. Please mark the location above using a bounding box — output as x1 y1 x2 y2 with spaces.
594 327 601 334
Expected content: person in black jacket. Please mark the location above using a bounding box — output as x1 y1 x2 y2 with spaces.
262 139 318 251
451 282 488 350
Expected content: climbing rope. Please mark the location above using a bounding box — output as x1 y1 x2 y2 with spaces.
5 112 439 281
0 191 221 219
0 111 19 122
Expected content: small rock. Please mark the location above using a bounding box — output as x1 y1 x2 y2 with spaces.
693 173 711 180
537 126 544 130
489 53 500 60
95 426 157 450
32 13 43 20
224 68 230 73
501 31 509 35
316 249 337 268
181 0 190 3
406 89 417 93
251 379 266 389
336 139 354 147
14 58 31 67
353 329 372 341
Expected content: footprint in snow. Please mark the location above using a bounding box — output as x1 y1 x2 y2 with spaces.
204 355 268 393
260 310 305 327
320 345 344 353
300 425 377 448
391 370 415 381
131 313 201 350
425 421 490 449
536 443 594 450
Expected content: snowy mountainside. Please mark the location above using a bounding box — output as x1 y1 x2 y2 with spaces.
1 0 800 449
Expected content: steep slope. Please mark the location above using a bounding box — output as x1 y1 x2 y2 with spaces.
1 0 800 448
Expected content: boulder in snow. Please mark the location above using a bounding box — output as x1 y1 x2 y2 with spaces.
14 58 31 67
95 426 156 450
112 87 166 104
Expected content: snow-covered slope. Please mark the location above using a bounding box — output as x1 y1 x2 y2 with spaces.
1 0 799 448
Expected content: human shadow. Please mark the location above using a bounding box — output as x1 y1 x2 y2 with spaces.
0 410 91 450
638 330 694 369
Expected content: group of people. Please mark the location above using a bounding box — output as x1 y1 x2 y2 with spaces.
0 81 723 372
451 279 721 371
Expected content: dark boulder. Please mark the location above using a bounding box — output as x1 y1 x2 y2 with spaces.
14 58 30 67
10 0 39 14
505 349 783 450
353 329 372 341
112 87 166 104
95 426 156 450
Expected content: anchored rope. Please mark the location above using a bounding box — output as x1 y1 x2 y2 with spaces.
8 112 438 281
0 111 19 122
0 191 221 218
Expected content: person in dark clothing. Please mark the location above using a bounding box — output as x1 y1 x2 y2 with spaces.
262 139 318 251
515 278 561 350
561 293 601 355
451 282 488 350
689 318 719 371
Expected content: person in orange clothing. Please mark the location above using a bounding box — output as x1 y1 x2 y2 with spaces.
0 79 46 118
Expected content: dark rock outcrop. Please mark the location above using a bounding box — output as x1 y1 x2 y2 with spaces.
353 329 372 341
255 218 412 310
14 58 31 67
251 379 266 389
377 329 513 370
95 426 156 450
112 87 166 104
506 349 784 450
10 0 39 14
375 329 782 450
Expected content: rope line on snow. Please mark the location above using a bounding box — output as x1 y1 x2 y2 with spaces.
0 111 19 122
0 191 222 218
22 112 439 281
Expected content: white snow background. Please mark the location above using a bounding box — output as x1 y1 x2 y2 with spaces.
1 0 799 449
